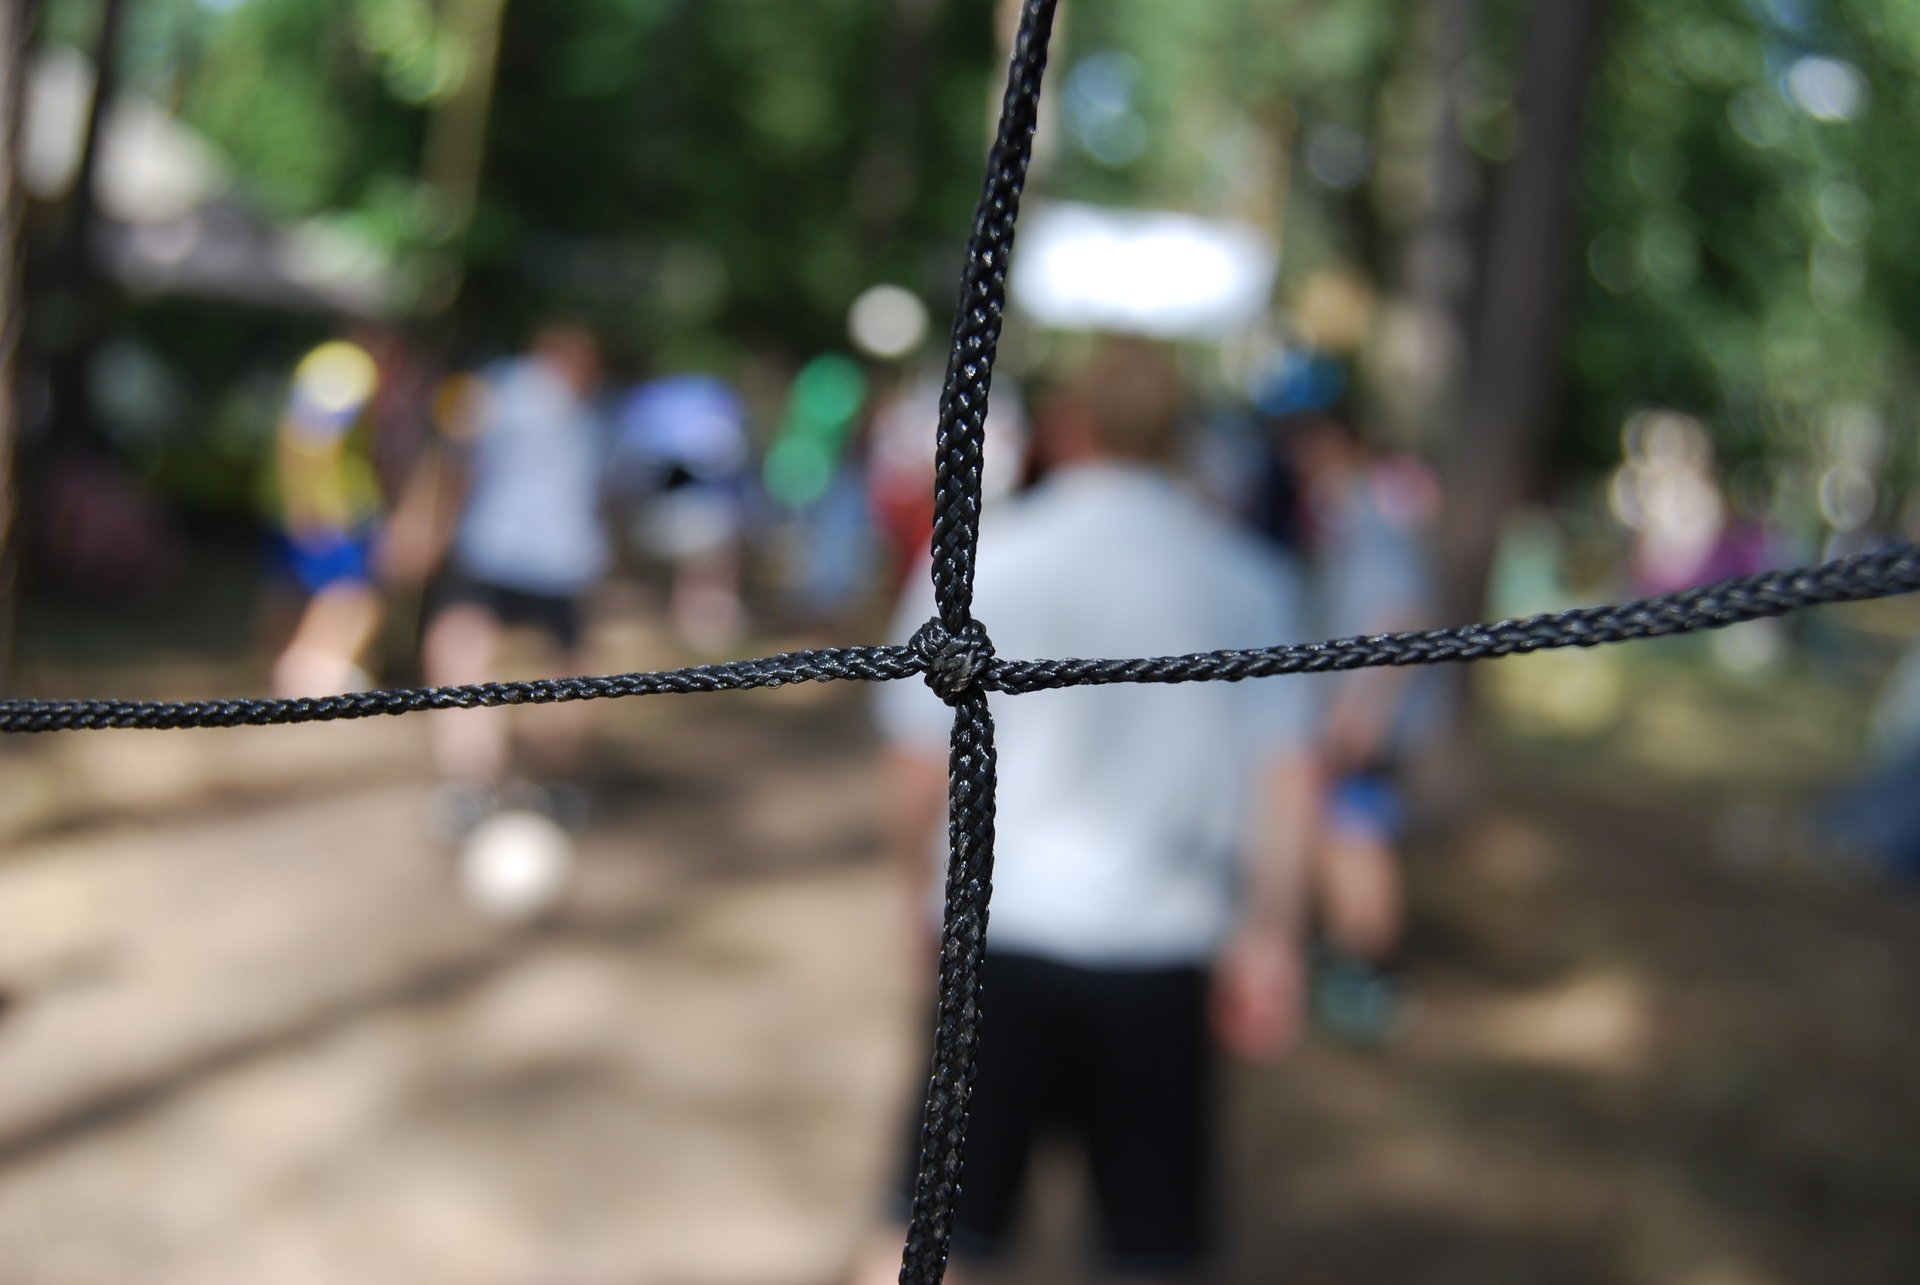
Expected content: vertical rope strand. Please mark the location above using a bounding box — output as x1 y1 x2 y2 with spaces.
899 690 999 1285
929 0 1060 631
902 3 1057 1281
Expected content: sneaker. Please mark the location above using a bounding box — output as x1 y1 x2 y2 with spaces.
427 783 497 846
1312 950 1411 1048
516 780 592 834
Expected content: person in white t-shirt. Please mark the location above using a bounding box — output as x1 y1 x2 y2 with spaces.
856 339 1321 1284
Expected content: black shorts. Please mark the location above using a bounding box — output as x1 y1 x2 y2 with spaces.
899 951 1214 1274
437 572 585 652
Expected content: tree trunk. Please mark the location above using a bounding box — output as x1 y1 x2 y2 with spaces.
1438 0 1609 625
1410 0 1607 813
1371 0 1482 452
419 0 509 311
0 0 32 681
45 0 125 452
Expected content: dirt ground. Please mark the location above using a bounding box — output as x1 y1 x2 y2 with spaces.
2 624 1918 1285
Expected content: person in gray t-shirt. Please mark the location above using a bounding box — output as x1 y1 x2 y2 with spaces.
855 340 1321 1285
380 325 611 882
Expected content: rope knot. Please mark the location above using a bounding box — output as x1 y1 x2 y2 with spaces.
911 617 996 705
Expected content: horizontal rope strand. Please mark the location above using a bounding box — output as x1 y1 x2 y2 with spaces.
987 543 1920 694
3 545 1914 736
0 644 925 734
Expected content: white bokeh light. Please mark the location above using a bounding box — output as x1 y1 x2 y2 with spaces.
848 284 931 360
1786 55 1866 122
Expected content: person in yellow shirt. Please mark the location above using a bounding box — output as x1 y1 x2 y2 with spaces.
268 338 387 697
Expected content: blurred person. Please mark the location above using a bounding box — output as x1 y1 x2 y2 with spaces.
855 339 1321 1285
1816 620 1920 885
1819 739 1920 885
785 451 879 630
383 323 612 869
765 355 880 630
1613 410 1770 597
267 337 387 697
1282 408 1442 1044
615 371 753 650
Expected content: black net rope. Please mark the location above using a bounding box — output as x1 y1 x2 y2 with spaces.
4 545 1916 735
0 645 924 733
896 3 1057 1279
3 3 1920 1281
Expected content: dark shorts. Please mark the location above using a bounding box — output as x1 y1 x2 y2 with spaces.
436 572 585 652
898 951 1214 1274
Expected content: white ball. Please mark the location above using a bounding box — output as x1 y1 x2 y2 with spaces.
458 809 575 923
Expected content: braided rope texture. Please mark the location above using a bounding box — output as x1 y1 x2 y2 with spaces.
898 690 998 1285
928 0 1058 632
0 1 1917 1282
5 547 1913 736
987 543 1920 694
0 646 924 734
900 5 1058 1279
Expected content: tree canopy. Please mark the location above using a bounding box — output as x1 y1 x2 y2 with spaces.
32 0 1920 523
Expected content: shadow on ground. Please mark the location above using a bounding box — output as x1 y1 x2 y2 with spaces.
2 647 1918 1284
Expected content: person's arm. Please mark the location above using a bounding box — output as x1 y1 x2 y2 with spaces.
1324 529 1434 770
377 374 486 587
874 562 955 976
1245 749 1320 937
376 444 466 587
1214 748 1322 1061
1213 554 1325 1061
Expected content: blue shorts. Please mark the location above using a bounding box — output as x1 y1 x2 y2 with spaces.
279 530 375 595
1330 772 1404 843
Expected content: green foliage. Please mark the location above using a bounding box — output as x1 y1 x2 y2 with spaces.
352 0 469 105
47 0 1920 509
1053 0 1398 217
41 0 998 354
1573 0 1920 490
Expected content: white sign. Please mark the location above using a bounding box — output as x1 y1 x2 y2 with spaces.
1011 200 1277 339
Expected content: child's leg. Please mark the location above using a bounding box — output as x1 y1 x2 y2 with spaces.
423 600 508 786
1314 776 1407 964
1316 827 1405 964
273 581 383 697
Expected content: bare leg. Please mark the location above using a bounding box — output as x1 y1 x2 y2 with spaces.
670 545 745 652
1315 827 1405 965
521 647 593 780
272 582 384 697
423 602 509 786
